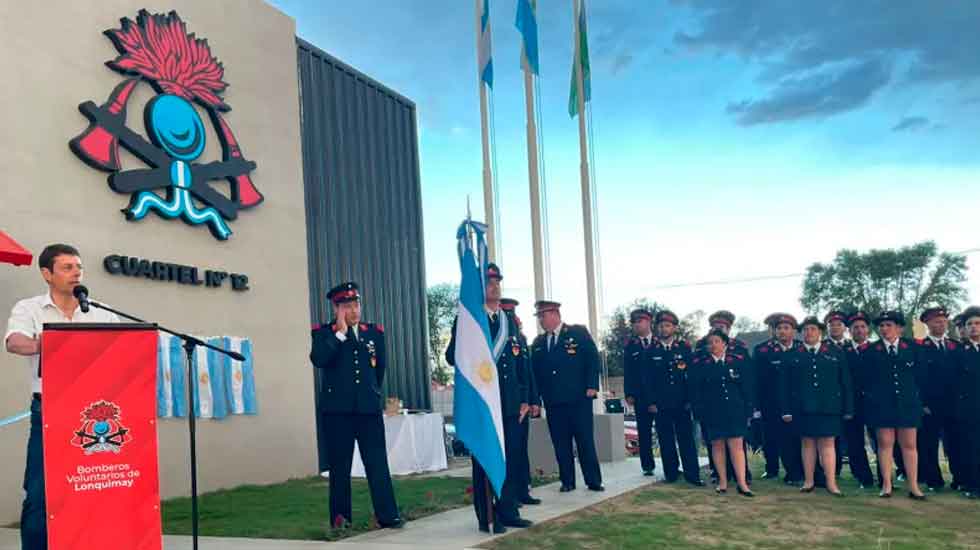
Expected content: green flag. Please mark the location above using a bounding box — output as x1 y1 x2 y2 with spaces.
568 0 591 118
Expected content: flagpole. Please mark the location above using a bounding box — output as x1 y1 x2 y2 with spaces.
476 0 498 262
573 0 599 340
523 64 547 306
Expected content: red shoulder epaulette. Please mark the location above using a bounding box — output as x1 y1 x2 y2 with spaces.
947 340 958 350
915 338 925 345
858 342 870 351
377 323 384 333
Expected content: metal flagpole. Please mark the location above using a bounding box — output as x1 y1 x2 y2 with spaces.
475 0 498 261
573 0 599 339
522 53 547 306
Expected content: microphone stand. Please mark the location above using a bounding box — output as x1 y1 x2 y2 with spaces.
88 299 243 550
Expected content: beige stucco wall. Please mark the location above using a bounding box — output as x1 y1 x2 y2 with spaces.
0 1 313 523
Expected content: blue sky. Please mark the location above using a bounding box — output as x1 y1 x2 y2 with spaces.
272 0 980 330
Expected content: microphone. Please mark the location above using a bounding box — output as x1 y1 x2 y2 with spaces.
73 285 91 313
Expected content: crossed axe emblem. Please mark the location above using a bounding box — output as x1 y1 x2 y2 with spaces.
70 78 262 240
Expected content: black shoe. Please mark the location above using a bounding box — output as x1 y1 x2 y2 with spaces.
761 471 777 480
715 487 727 494
828 490 845 498
520 496 542 505
687 479 706 487
559 484 575 493
897 474 907 482
783 478 800 486
663 477 679 484
479 524 489 533
587 485 605 492
642 470 654 477
380 518 404 529
879 490 892 499
800 485 815 493
908 492 927 501
501 518 533 528
493 523 507 534
951 481 962 492
737 487 754 498
964 491 977 500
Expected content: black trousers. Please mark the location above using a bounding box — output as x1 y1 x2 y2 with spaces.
324 412 399 526
655 407 700 482
762 411 784 476
943 415 965 488
636 408 656 474
471 415 524 525
843 415 874 485
518 413 533 499
955 420 980 492
546 401 602 488
780 419 803 482
919 412 946 488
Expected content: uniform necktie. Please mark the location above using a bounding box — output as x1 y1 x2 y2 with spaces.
548 333 556 351
642 337 650 348
889 345 897 357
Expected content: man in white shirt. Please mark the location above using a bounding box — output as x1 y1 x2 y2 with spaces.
5 243 119 550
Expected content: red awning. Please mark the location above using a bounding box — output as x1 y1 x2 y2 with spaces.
0 230 33 266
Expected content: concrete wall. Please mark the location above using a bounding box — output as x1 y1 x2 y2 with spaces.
0 1 312 523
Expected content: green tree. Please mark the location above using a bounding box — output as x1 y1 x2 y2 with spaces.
426 283 459 385
602 299 699 377
800 241 968 324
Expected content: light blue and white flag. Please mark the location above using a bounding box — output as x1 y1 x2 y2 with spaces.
478 0 494 88
515 0 539 75
156 333 256 419
452 219 506 497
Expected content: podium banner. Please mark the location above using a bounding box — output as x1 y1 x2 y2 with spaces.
41 323 162 550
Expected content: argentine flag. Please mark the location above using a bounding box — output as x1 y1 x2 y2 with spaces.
478 0 494 88
453 220 506 496
515 0 539 75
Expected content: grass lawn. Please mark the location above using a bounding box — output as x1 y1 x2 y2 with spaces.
482 466 980 550
160 464 559 542
161 475 472 541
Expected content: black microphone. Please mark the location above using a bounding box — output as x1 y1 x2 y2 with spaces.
73 284 91 313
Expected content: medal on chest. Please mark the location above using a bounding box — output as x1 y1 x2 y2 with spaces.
366 340 377 368
565 338 578 355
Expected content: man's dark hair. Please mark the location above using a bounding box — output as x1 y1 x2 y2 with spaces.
38 244 80 271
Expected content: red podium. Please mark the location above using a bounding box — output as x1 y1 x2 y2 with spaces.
41 323 162 550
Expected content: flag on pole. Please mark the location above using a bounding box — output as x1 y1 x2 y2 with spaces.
569 0 591 118
479 0 494 88
452 219 507 497
516 0 539 75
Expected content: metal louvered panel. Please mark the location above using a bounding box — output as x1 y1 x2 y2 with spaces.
297 39 430 469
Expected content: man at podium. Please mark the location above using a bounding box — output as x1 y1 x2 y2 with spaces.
5 243 119 550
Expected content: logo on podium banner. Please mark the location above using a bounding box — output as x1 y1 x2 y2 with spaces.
71 400 133 455
70 10 263 240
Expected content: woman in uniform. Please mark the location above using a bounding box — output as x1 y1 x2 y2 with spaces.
862 311 927 500
690 329 755 497
781 316 853 496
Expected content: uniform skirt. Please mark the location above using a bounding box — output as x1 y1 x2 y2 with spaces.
866 409 922 430
701 417 747 441
797 414 841 438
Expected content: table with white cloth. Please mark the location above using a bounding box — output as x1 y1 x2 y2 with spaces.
347 412 448 477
